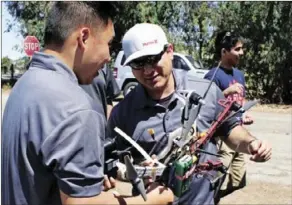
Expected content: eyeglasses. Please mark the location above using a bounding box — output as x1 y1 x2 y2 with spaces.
221 31 231 45
128 44 169 70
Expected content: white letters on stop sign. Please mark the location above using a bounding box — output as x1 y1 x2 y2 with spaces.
24 36 40 56
24 43 39 50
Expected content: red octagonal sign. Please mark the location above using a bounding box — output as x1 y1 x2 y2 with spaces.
24 36 40 57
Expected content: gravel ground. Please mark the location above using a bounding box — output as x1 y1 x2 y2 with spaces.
251 103 292 114
2 90 292 204
219 110 292 204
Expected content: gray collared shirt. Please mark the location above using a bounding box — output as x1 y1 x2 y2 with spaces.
2 52 106 205
80 65 121 117
108 70 239 205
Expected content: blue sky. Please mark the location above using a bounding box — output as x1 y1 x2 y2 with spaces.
1 2 25 60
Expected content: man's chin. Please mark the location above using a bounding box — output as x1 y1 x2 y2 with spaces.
145 82 165 92
78 76 95 85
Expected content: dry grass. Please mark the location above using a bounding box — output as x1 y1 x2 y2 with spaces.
251 103 292 113
1 85 12 93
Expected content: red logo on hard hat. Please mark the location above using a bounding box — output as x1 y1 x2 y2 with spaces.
143 39 158 46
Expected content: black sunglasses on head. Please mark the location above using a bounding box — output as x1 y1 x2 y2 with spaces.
221 31 232 45
128 44 169 70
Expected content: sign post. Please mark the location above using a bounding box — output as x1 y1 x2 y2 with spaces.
24 36 40 57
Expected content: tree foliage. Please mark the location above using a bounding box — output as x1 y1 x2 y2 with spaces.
1 57 12 74
5 1 292 103
6 1 51 47
213 2 292 103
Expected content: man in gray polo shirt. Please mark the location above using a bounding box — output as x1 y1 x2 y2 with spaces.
108 23 272 205
81 64 121 119
2 3 173 205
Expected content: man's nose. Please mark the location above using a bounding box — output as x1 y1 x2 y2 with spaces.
105 55 111 63
143 65 155 75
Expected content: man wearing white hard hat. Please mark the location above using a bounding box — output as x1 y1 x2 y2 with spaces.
108 23 272 205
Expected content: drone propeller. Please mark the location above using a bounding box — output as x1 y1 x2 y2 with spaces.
180 61 222 142
124 155 147 201
242 99 258 112
221 99 259 124
181 92 205 141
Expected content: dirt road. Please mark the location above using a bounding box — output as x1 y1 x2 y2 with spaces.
220 110 292 204
2 91 291 204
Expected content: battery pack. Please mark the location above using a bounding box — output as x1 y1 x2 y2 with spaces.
174 155 194 197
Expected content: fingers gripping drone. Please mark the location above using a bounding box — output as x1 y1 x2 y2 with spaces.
104 61 259 200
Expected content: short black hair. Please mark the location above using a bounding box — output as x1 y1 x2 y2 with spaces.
44 2 118 46
214 30 243 59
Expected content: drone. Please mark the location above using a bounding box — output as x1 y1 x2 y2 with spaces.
104 61 258 201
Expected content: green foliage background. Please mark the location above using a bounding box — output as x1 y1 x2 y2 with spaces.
4 1 292 104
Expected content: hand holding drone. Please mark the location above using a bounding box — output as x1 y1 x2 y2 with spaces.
104 61 259 200
110 97 257 198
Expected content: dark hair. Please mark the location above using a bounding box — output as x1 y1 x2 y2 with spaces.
214 30 243 59
44 2 118 46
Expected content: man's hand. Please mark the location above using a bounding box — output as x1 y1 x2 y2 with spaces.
224 83 244 96
248 139 272 162
146 183 174 204
243 113 254 125
141 154 158 167
140 155 158 186
112 182 174 205
103 174 116 191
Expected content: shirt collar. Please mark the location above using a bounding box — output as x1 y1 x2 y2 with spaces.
30 51 79 84
219 66 234 75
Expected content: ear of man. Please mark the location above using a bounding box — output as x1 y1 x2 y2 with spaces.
221 48 227 56
166 44 174 60
166 44 174 53
78 28 90 49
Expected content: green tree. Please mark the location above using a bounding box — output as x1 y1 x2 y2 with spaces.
5 1 292 103
1 56 12 74
6 1 51 47
212 1 292 103
5 2 183 63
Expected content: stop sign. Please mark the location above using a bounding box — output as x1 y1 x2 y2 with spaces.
24 36 40 57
